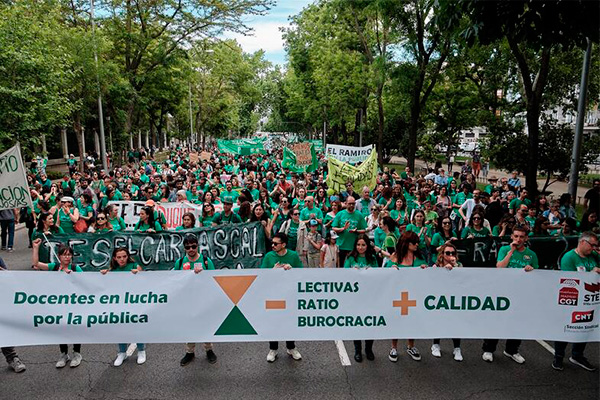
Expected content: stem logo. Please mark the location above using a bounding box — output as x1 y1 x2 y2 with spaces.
214 276 258 335
583 282 600 306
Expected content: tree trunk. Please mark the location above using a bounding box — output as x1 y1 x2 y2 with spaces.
342 120 348 145
407 96 421 172
525 105 540 194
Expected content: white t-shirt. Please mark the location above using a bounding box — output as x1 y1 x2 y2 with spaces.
320 244 339 268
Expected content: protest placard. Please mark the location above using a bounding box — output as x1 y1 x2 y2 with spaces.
0 144 33 210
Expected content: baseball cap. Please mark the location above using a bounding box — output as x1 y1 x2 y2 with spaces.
145 199 156 207
329 231 339 239
309 219 318 226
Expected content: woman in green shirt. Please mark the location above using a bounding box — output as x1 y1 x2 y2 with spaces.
343 234 378 363
200 203 217 227
100 247 146 366
385 231 426 363
57 196 80 234
460 212 491 239
135 207 162 232
89 211 113 233
431 217 458 257
405 210 432 257
176 212 196 231
32 212 64 242
77 193 95 226
375 216 398 263
32 239 84 368
107 204 127 231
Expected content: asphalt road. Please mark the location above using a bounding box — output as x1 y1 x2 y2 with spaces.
1 227 598 400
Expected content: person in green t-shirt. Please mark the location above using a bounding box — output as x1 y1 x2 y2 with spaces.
461 212 491 239
107 204 127 231
553 232 599 372
100 247 146 367
332 196 367 265
175 234 218 366
135 206 163 232
32 239 84 368
175 212 197 231
261 232 303 363
484 226 537 365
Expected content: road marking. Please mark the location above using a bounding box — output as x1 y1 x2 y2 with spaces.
536 340 555 355
335 340 351 366
126 343 137 356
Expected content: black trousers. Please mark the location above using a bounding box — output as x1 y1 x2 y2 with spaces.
269 341 295 350
482 339 521 355
60 344 81 354
353 340 374 353
339 250 351 268
2 347 17 363
554 341 586 359
433 338 461 348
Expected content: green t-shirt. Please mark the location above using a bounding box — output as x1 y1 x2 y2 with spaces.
58 208 75 233
173 254 215 270
431 231 457 250
260 250 304 269
560 249 599 272
300 206 323 223
48 262 83 273
111 262 139 272
405 224 431 249
358 198 373 216
134 220 163 232
332 210 368 251
287 220 300 250
344 255 378 268
509 198 532 212
497 245 539 269
461 226 491 239
383 257 426 268
214 211 242 225
383 233 398 252
109 217 126 231
31 227 64 241
390 209 408 224
373 227 386 249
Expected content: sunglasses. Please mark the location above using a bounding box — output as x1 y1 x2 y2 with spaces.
272 242 282 246
442 221 451 225
292 213 300 216
97 217 106 220
184 245 198 250
444 251 457 256
473 217 482 220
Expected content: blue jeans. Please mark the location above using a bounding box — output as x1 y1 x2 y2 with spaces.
118 343 145 353
0 220 15 248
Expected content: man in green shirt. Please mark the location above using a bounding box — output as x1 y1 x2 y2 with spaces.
176 235 217 366
213 196 241 226
483 226 537 365
220 181 239 203
300 196 323 225
261 233 303 363
553 232 599 372
332 196 367 266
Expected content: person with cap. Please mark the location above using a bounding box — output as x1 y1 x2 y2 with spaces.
212 196 241 226
56 196 80 234
304 219 323 268
484 176 499 194
174 234 218 366
320 231 339 268
261 232 303 362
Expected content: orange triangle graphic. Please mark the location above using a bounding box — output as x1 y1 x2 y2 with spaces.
214 275 257 305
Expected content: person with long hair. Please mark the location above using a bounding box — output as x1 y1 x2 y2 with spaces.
385 231 427 363
430 243 463 361
431 216 458 257
320 232 339 268
106 204 126 231
135 206 162 232
200 203 217 227
89 211 113 233
100 248 145 366
176 212 196 231
461 211 491 239
236 200 252 223
405 209 432 261
323 200 341 233
32 212 64 241
374 216 398 262
32 239 84 368
492 214 516 237
579 211 599 234
391 198 408 227
531 216 551 236
343 234 378 362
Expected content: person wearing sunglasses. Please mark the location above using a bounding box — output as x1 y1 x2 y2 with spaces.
483 226 538 365
332 196 368 267
431 217 458 258
431 243 463 361
553 232 599 372
461 211 490 239
279 208 307 263
261 233 303 363
89 211 113 233
174 234 217 367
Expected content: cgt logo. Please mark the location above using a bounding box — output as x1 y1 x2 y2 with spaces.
558 286 578 306
571 310 594 324
560 278 580 287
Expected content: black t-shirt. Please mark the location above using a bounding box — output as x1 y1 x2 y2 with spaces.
585 188 599 214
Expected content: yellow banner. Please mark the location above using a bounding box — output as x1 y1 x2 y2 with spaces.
326 149 378 193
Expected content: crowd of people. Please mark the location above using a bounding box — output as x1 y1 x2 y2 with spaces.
0 144 598 375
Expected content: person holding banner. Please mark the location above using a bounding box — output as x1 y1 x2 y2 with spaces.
175 212 197 231
384 231 427 362
553 232 599 372
261 233 303 363
213 196 242 226
332 197 367 267
32 239 84 368
32 212 64 242
431 243 463 361
174 235 218 366
100 248 146 366
88 211 113 233
483 226 538 364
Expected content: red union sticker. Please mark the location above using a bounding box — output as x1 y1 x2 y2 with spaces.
558 287 578 306
571 310 594 324
560 278 580 287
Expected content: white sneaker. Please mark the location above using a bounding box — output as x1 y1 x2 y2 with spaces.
482 352 493 362
431 344 441 358
137 350 146 365
453 348 463 362
56 353 70 368
70 352 82 368
503 351 525 364
287 348 302 360
114 352 127 367
267 350 278 363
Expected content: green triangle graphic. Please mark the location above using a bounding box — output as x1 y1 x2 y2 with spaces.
215 306 257 335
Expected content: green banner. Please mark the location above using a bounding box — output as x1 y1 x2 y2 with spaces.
281 143 318 173
217 139 266 155
454 236 579 269
308 139 324 152
39 223 266 271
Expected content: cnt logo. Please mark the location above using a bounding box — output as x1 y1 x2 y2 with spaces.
571 310 594 324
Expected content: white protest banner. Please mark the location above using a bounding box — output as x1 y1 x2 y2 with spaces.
326 144 374 164
0 268 597 347
109 201 205 230
0 144 33 210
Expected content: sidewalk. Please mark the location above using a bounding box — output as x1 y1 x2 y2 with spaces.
389 156 590 204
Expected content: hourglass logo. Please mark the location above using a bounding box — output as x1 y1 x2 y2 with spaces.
214 275 258 335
